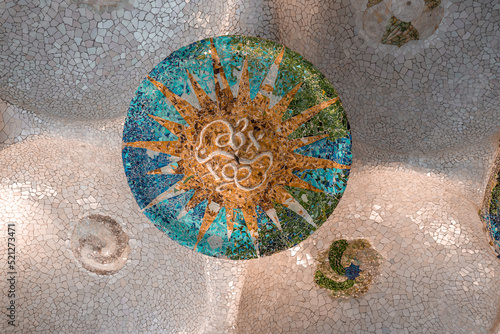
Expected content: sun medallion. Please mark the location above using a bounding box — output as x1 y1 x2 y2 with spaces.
122 36 352 259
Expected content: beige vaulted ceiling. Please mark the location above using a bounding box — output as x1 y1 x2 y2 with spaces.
0 0 499 333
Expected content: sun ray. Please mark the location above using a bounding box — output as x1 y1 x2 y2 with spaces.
125 141 181 156
281 97 339 137
141 171 196 211
241 206 260 256
147 162 179 175
175 172 204 191
142 184 186 212
182 189 211 215
148 114 187 137
147 76 199 126
269 82 302 122
226 207 234 240
147 168 163 175
186 71 217 112
176 191 204 219
272 186 317 228
259 199 273 213
289 134 329 151
254 47 286 110
147 168 167 175
236 58 251 107
194 201 221 250
289 153 350 170
209 38 234 111
242 206 259 239
266 208 282 230
287 175 324 192
258 203 283 231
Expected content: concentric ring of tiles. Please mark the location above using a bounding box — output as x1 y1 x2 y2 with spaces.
122 35 351 259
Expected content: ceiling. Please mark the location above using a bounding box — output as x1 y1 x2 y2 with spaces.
1 0 498 154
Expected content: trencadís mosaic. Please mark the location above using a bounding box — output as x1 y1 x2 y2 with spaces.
363 0 444 47
122 36 351 259
70 215 130 275
482 165 500 258
315 239 383 298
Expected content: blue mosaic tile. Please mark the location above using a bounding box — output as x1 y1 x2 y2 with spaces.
196 207 231 257
126 173 184 210
123 146 175 178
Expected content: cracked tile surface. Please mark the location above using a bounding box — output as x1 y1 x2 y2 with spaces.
0 0 499 332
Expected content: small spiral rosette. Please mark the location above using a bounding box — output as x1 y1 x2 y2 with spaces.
362 0 444 47
314 239 383 298
70 215 130 275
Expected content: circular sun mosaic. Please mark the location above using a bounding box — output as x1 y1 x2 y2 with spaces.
122 36 351 259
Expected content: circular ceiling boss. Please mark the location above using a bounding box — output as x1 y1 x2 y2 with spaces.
122 36 352 260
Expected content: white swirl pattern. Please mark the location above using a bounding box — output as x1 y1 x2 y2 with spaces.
71 215 130 275
194 117 273 192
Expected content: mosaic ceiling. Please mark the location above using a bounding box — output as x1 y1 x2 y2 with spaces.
362 0 444 47
122 36 351 259
0 0 499 332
